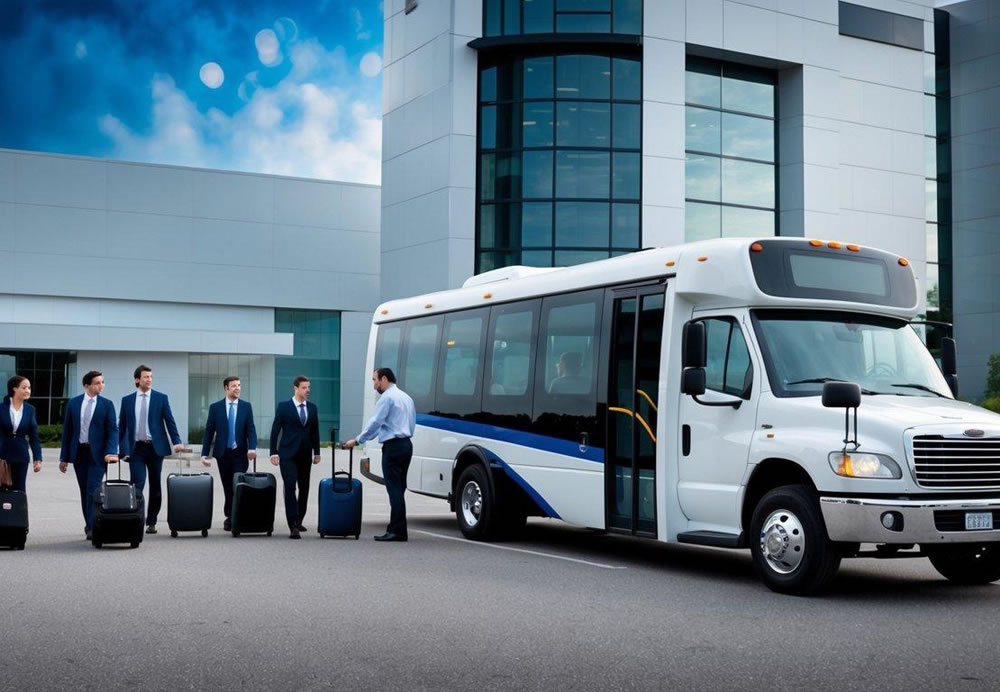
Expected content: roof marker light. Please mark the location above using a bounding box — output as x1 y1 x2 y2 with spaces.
751 243 763 252
380 309 388 315
424 303 433 309
665 260 675 267
697 255 708 262
828 241 842 249
898 258 909 267
483 292 492 299
847 244 861 252
809 240 823 247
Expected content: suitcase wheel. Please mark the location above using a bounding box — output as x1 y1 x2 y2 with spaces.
355 534 360 540
130 542 140 549
319 532 326 538
171 530 178 538
94 542 102 549
232 531 240 537
202 530 208 537
266 531 272 537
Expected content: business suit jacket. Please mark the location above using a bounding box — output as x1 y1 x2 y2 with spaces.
201 399 257 459
269 400 320 460
119 390 182 458
0 398 43 463
60 394 118 465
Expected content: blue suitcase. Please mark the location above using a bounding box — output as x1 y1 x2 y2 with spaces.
318 441 362 539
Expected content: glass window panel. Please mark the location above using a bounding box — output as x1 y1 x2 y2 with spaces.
556 55 611 99
523 102 554 146
721 159 774 208
480 204 496 248
485 0 502 37
481 154 496 201
479 251 499 272
523 202 553 246
493 203 520 248
496 152 518 199
481 66 497 101
722 206 775 237
925 94 936 137
556 201 609 246
927 222 938 264
925 136 937 179
558 0 610 9
704 319 731 392
613 152 639 199
725 325 752 397
443 316 484 396
613 103 640 149
926 262 940 309
685 201 721 241
489 310 535 397
686 63 721 108
926 179 938 222
612 203 639 247
613 0 642 34
722 73 774 116
495 103 518 149
613 58 641 100
685 106 721 154
721 113 774 162
685 154 721 202
555 250 610 266
556 13 612 32
495 61 518 101
924 52 936 95
522 250 553 266
523 150 554 198
375 325 403 375
524 57 554 99
556 101 610 147
524 0 554 33
556 151 610 198
404 322 440 400
480 105 497 149
540 299 599 400
504 0 521 34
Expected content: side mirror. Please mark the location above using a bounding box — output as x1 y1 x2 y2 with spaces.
821 381 861 409
942 337 957 376
682 320 706 368
946 375 959 399
682 367 706 396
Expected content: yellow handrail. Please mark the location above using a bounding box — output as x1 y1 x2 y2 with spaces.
608 406 657 444
636 388 658 413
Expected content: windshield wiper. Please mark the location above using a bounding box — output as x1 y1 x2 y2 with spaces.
786 378 878 395
889 383 949 398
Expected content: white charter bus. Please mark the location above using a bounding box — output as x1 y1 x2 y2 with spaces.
358 237 1000 594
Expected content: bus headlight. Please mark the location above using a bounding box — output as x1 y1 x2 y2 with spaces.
828 452 902 479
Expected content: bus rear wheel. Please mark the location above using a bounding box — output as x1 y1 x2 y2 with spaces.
749 484 841 595
456 465 497 541
927 544 1000 584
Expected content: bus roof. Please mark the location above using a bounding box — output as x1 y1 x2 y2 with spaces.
372 238 920 323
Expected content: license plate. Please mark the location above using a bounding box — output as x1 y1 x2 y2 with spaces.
965 512 994 531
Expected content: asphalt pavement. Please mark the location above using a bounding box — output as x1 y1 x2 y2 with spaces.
2 448 999 691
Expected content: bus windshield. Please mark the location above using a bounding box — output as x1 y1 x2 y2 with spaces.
752 310 953 399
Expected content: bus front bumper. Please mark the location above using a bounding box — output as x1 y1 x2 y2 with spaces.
820 496 1000 544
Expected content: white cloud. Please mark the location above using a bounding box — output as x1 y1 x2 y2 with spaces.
360 52 382 78
255 28 282 66
75 41 87 59
199 62 224 89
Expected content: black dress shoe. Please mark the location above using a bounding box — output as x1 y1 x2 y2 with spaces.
223 519 232 532
297 525 308 532
145 525 157 535
85 530 93 541
374 532 407 542
289 528 301 539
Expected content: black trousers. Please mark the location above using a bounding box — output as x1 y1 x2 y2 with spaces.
128 442 164 526
217 449 249 519
382 437 412 536
279 452 312 528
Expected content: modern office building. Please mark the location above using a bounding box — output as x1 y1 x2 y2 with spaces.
0 148 379 440
379 0 1000 398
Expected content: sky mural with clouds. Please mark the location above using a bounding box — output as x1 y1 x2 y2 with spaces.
0 0 383 184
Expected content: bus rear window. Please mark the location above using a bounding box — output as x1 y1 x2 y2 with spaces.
788 252 888 297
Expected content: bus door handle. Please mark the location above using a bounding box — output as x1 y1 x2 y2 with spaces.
579 432 589 453
682 425 691 457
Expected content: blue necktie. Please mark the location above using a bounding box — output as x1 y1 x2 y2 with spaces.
227 402 236 449
298 403 306 426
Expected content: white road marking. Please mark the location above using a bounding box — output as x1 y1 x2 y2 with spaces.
412 529 627 570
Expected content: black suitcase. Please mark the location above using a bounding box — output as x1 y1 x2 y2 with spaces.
231 458 276 537
0 488 28 550
166 449 213 537
93 459 144 549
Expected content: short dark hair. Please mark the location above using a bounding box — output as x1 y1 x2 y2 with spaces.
374 367 396 383
7 375 27 399
134 364 152 384
293 375 310 388
82 370 102 387
223 376 240 389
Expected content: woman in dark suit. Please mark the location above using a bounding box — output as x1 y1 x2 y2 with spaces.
0 375 44 492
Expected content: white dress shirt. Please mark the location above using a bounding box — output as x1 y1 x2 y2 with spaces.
79 394 97 443
10 403 23 432
134 389 152 441
292 397 308 423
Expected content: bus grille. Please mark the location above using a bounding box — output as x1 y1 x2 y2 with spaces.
912 435 1000 488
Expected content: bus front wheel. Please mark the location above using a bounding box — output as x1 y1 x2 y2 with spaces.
749 484 841 595
927 544 1000 584
456 465 497 541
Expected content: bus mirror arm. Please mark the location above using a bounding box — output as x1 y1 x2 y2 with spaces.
683 368 742 409
941 338 959 398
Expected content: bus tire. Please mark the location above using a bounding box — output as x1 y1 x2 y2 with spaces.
927 544 1000 585
456 465 499 541
750 484 841 595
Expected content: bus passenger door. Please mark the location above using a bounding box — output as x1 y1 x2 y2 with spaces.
605 287 665 537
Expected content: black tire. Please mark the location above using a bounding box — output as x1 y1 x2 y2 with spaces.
232 531 240 538
456 464 501 541
749 484 841 596
201 530 208 537
171 531 178 538
927 544 1000 584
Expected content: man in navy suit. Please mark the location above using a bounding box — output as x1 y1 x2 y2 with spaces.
119 365 184 534
269 375 320 539
201 376 257 532
58 370 119 539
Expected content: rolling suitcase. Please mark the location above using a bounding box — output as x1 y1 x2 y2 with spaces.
92 459 144 549
231 457 276 537
167 448 213 537
0 486 28 550
318 429 362 539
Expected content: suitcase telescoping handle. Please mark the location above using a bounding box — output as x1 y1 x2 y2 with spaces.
331 427 354 493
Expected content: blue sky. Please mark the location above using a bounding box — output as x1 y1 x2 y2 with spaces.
0 0 383 183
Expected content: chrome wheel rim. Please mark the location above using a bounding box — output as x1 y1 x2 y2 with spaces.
760 509 805 574
461 480 483 528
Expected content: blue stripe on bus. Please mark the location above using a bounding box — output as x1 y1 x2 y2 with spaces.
479 447 562 520
415 413 604 464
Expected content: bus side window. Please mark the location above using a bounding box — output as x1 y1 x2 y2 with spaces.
702 317 753 399
400 316 443 413
483 300 540 423
375 324 403 374
436 309 488 417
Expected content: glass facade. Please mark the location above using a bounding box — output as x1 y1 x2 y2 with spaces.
926 10 952 324
484 0 642 37
0 350 75 425
477 50 641 271
274 310 341 440
684 58 777 241
188 354 275 444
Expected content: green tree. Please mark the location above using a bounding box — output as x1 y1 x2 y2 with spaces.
986 353 1000 400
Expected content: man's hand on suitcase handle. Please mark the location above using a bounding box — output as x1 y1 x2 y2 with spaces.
201 456 212 467
269 454 280 466
343 438 358 449
313 455 320 465
105 454 119 463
